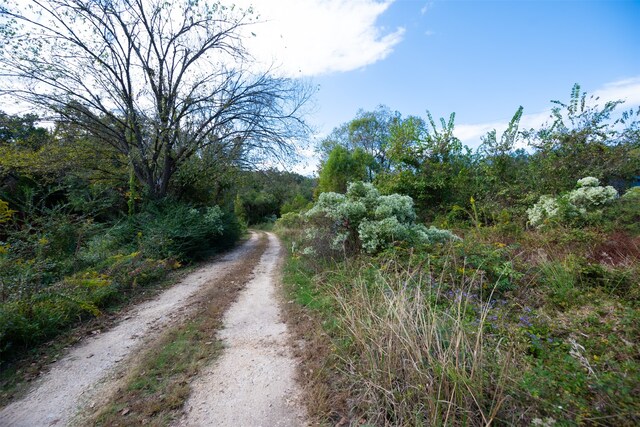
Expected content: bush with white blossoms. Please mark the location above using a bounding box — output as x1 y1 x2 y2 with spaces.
305 182 460 254
527 177 618 227
526 195 560 228
567 177 618 209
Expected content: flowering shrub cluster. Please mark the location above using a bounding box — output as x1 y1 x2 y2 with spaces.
304 182 459 254
527 177 618 227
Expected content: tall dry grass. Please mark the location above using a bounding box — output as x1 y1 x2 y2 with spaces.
328 256 511 426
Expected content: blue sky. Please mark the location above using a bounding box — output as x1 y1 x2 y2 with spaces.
316 0 640 140
314 0 640 129
239 0 640 174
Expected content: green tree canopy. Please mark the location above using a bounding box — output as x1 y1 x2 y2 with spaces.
316 146 374 196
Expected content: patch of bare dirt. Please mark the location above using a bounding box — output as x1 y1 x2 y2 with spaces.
588 232 640 266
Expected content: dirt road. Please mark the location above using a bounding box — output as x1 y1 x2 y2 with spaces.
174 232 307 426
0 232 306 426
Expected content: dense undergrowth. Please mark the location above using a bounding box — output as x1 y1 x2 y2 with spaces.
277 185 639 426
0 199 242 363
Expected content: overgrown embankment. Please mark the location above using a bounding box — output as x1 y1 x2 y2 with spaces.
277 183 640 426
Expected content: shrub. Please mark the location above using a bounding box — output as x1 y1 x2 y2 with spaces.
304 182 459 256
104 252 174 289
603 186 640 233
135 201 239 261
0 199 242 361
527 177 618 228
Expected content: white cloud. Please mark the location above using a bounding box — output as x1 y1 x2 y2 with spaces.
421 2 434 15
454 121 503 144
592 77 640 106
235 0 405 77
455 76 640 149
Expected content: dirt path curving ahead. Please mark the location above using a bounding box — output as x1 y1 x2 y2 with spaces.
1 232 286 426
174 232 308 426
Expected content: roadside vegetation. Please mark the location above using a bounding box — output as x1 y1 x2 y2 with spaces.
0 1 638 424
277 86 639 425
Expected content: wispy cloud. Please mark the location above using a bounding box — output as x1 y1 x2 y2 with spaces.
236 0 404 77
421 2 434 15
592 77 640 106
455 77 640 149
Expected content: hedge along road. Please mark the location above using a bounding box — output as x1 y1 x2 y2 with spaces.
0 232 307 426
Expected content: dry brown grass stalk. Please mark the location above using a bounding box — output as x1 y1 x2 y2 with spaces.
330 258 509 426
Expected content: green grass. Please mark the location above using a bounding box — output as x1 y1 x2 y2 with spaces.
94 320 223 426
282 255 330 310
279 226 640 426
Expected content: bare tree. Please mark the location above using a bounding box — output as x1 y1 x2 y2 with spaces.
0 0 311 198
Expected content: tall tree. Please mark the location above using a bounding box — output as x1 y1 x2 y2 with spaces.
317 105 398 178
0 0 311 198
316 146 373 196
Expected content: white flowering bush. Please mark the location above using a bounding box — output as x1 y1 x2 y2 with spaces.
567 177 618 209
527 177 618 227
304 182 459 255
358 217 411 253
527 195 560 227
576 176 600 188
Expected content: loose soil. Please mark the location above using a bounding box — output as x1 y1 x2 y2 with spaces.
0 232 307 426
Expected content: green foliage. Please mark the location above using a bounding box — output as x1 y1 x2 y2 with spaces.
0 199 14 224
524 84 636 194
321 84 638 223
0 196 241 361
280 193 310 215
0 112 50 150
134 201 239 261
279 222 640 425
317 105 398 177
275 85 640 425
1 0 311 199
304 182 459 256
231 169 314 224
233 194 247 225
603 186 640 233
235 190 278 225
316 146 373 195
377 110 475 218
279 239 512 425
